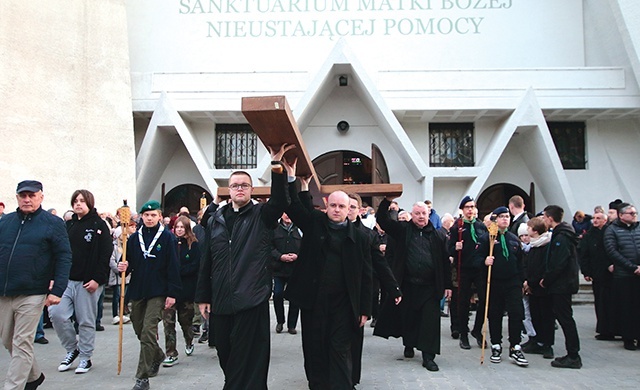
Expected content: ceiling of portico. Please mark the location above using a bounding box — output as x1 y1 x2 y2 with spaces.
133 106 640 126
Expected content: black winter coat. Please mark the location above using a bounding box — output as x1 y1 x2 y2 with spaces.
195 170 289 315
604 219 640 279
448 217 487 269
543 222 580 294
270 221 302 278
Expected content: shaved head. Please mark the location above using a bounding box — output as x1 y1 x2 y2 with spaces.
326 191 349 223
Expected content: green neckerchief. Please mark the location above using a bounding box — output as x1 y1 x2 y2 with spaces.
499 229 509 260
463 218 478 243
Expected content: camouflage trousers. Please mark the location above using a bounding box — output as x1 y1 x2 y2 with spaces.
162 301 195 357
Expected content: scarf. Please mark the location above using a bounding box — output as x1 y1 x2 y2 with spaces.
498 229 509 260
463 218 478 243
529 231 551 248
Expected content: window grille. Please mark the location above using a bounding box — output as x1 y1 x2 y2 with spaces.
429 123 474 167
548 122 586 170
215 124 257 169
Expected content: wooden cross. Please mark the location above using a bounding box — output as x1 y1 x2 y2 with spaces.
217 95 403 199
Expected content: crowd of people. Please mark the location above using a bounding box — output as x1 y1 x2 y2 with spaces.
1 148 639 389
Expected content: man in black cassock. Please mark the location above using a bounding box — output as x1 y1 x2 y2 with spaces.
282 163 372 389
374 197 452 372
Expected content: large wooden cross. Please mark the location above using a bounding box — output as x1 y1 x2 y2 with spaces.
217 96 402 200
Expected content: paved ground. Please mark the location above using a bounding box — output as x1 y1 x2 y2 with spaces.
2 303 638 389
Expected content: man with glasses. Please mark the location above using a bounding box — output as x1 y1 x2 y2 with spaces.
195 144 293 389
448 196 487 349
604 203 640 351
475 206 528 367
540 205 582 368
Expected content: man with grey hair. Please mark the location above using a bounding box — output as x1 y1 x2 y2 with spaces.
375 199 452 372
604 202 640 351
0 180 72 390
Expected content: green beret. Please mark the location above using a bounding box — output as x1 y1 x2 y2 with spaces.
139 200 161 214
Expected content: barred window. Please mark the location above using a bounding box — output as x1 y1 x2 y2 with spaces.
215 124 257 169
548 122 586 170
429 123 474 167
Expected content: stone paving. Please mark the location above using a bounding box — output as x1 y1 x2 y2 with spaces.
2 303 638 389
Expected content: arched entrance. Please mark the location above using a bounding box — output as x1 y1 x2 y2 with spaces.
312 150 372 206
476 183 534 220
163 184 212 217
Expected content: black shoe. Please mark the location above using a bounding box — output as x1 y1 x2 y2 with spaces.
595 333 616 341
542 346 554 359
451 330 460 340
198 331 208 344
191 325 201 335
623 340 637 351
132 378 150 390
459 333 471 350
403 346 414 358
471 330 485 348
370 318 377 328
288 328 297 335
95 324 105 331
422 359 439 371
440 311 449 318
490 345 502 363
551 355 582 369
34 337 49 344
275 323 283 333
25 373 45 390
522 342 543 354
508 345 529 367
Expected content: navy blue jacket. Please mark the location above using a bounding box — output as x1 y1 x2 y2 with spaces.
126 223 181 300
0 206 72 297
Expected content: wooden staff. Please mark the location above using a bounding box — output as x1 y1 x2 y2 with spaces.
456 215 464 320
480 221 499 364
117 200 131 375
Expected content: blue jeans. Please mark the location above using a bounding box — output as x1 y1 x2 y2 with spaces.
273 276 299 329
35 312 45 340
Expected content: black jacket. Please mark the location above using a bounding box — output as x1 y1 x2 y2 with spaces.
176 238 200 302
543 222 580 294
474 230 524 283
195 170 289 315
578 225 612 280
525 233 551 296
375 199 451 296
448 217 487 269
604 219 640 279
284 181 373 323
0 206 72 297
269 220 302 278
66 209 112 286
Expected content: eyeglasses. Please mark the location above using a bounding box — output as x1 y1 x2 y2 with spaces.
229 183 251 191
463 205 475 209
496 215 510 219
622 211 638 216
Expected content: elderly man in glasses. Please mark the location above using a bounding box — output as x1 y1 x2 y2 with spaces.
604 202 640 351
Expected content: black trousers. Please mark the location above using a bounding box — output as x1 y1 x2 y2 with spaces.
301 291 354 390
548 293 580 356
351 326 364 385
402 283 441 356
487 280 523 347
457 267 485 335
613 277 640 341
592 276 616 336
212 301 270 390
528 294 555 346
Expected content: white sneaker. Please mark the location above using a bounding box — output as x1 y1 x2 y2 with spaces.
113 315 131 324
75 359 92 374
